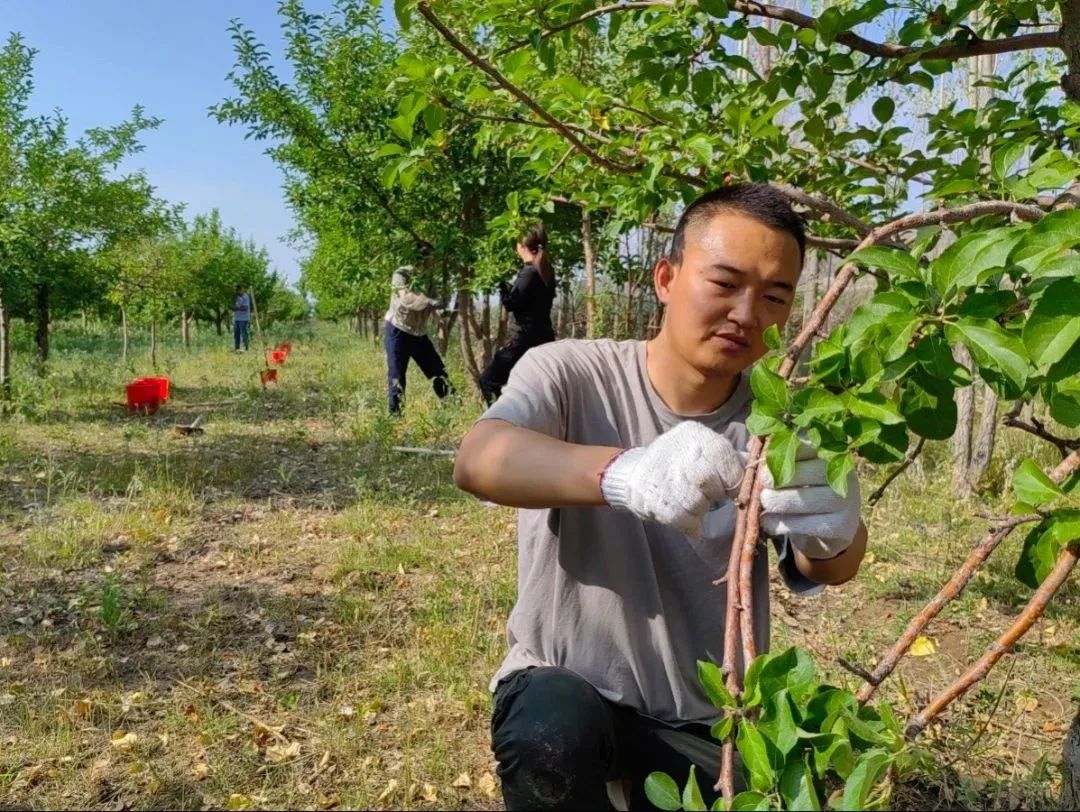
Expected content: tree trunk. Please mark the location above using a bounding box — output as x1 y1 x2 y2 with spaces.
583 209 596 338
625 280 635 338
35 282 49 367
1063 707 1080 809
480 295 493 364
0 291 10 401
1064 0 1080 102
121 306 129 364
181 310 190 349
457 289 482 392
215 312 224 336
149 321 157 369
81 309 88 329
969 386 998 485
952 344 975 498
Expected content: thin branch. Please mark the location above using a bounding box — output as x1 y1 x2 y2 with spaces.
422 6 875 236
857 447 1080 704
416 2 640 177
1004 414 1080 458
867 437 926 506
497 0 1062 64
905 543 1079 739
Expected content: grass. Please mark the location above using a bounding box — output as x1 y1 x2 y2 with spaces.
0 319 1076 810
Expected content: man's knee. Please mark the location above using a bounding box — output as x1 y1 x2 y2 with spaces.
492 668 616 807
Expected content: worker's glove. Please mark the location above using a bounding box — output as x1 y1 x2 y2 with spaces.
600 421 745 539
759 439 861 559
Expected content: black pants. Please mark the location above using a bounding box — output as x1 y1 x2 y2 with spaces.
492 667 724 811
383 322 452 414
480 335 551 406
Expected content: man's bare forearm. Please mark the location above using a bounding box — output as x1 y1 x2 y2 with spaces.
454 419 620 508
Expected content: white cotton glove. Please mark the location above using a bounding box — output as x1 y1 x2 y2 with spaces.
600 421 745 539
759 439 862 559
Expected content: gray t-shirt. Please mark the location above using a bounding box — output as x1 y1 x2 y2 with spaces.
481 338 818 724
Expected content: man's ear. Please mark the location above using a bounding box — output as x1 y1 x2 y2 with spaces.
654 257 678 305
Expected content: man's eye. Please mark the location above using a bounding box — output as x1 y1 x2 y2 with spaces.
712 280 737 290
766 295 788 305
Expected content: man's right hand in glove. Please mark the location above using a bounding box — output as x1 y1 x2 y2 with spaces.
599 421 745 538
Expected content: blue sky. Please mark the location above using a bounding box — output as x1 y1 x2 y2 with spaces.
2 0 392 285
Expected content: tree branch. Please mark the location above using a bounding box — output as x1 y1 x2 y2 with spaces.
905 542 1079 739
1004 414 1080 458
498 0 1062 64
867 437 926 506
416 2 640 177
857 447 1080 704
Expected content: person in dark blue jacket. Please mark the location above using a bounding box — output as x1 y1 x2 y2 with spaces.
480 224 556 405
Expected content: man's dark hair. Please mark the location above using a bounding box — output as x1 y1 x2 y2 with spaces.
415 240 434 260
668 183 806 265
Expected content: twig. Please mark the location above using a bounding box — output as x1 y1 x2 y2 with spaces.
495 0 1061 64
857 448 1080 704
391 446 456 457
1004 414 1080 459
416 3 639 177
868 437 926 506
905 543 1079 739
838 657 876 682
174 678 289 743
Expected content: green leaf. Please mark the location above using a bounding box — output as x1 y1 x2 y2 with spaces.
780 756 821 811
1014 511 1080 589
746 406 786 436
766 427 800 488
710 798 727 812
759 689 798 755
931 228 1024 299
687 135 714 166
847 246 920 281
1010 209 1080 265
763 324 782 351
1049 379 1080 427
791 388 844 428
683 765 707 812
826 453 854 498
741 652 773 709
871 97 895 124
1012 458 1063 508
730 791 769 811
881 313 921 364
393 0 412 30
750 363 789 415
698 661 736 710
839 749 892 811
373 143 406 159
916 334 972 387
1023 278 1080 371
856 422 909 464
711 715 734 742
699 0 729 18
844 391 904 425
900 373 957 440
991 139 1028 182
387 114 413 143
645 772 683 811
736 723 774 794
944 318 1030 395
421 103 446 135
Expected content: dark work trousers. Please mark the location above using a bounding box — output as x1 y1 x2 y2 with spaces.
384 321 452 414
233 319 250 351
492 667 726 811
479 342 532 406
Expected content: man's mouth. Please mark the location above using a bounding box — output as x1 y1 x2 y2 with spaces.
713 332 751 349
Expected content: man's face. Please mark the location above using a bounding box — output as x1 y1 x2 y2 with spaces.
655 210 802 377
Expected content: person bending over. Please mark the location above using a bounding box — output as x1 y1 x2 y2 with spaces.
383 247 452 415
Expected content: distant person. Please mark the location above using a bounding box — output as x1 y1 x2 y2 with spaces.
233 285 251 352
479 224 556 405
384 246 453 415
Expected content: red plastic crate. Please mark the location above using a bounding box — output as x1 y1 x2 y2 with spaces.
126 380 161 414
278 341 293 353
269 349 287 365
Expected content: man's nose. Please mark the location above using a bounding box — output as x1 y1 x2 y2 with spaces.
728 290 760 328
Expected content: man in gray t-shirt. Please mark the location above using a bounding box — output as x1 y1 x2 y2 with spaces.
454 184 868 811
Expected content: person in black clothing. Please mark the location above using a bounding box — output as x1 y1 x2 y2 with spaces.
479 224 556 405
